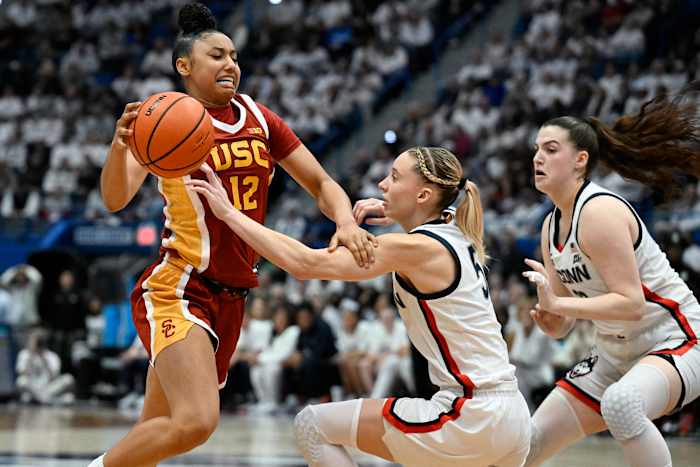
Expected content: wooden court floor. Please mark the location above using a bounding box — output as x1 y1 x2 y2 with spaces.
0 404 698 466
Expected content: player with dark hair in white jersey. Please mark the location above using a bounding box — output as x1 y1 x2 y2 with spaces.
186 146 531 467
523 83 700 467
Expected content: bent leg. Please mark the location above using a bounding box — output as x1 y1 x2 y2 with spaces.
601 357 681 467
293 398 395 466
294 399 364 466
103 326 220 467
526 387 607 466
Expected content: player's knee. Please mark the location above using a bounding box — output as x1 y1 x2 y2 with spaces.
601 382 647 441
173 410 220 449
293 405 326 463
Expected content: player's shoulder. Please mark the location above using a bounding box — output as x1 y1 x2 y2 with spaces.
578 194 632 224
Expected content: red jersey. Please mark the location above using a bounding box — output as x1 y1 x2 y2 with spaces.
157 94 301 288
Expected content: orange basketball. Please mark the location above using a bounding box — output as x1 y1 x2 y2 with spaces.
128 92 215 178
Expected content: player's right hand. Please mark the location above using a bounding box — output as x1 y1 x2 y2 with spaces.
113 102 141 150
353 198 394 226
529 304 567 336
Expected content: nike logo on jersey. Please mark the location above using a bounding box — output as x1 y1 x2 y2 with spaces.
556 264 591 284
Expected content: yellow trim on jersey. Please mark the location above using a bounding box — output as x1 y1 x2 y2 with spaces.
142 257 195 358
159 177 210 272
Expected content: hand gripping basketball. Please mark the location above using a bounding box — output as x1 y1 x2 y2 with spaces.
128 92 215 178
114 102 141 150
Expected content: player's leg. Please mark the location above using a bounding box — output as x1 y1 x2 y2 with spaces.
600 356 682 467
356 399 394 461
526 387 607 466
88 366 171 467
102 325 220 467
138 366 171 423
293 398 395 466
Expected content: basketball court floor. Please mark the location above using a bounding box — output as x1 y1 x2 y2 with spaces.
0 404 698 466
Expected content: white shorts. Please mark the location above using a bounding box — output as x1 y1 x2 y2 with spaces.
558 322 700 415
381 382 530 467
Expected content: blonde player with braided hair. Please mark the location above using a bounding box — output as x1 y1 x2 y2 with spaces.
188 146 531 467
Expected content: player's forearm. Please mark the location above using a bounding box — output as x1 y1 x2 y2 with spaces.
100 142 147 212
554 293 644 321
221 208 317 278
316 178 355 227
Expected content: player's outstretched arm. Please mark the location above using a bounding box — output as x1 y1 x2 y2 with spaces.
279 145 377 268
101 102 149 212
187 164 418 281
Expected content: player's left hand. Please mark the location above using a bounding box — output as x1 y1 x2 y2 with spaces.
186 163 235 220
329 222 378 268
522 258 561 314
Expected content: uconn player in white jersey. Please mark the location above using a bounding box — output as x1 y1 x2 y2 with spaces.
523 85 700 467
188 147 531 467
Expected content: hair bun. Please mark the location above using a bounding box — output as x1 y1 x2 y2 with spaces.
178 2 217 35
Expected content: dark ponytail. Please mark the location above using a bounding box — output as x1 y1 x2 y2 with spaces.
172 2 218 73
545 82 700 198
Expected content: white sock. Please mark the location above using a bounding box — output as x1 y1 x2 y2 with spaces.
88 454 105 467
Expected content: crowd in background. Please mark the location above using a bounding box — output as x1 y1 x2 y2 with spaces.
0 0 479 228
1 0 700 440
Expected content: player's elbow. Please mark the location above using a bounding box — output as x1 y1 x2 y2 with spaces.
102 195 127 213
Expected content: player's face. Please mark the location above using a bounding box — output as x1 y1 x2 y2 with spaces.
378 152 425 222
532 125 583 194
183 32 240 105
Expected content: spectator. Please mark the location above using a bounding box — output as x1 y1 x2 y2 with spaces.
15 328 75 405
334 307 371 398
249 306 299 414
360 305 413 399
0 264 42 331
283 303 337 403
116 336 149 412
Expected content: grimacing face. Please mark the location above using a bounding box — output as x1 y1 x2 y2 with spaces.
177 32 240 106
532 125 587 194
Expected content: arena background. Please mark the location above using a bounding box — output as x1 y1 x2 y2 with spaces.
0 0 699 465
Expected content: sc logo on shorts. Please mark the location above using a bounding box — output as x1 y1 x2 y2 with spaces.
162 319 176 338
568 355 598 379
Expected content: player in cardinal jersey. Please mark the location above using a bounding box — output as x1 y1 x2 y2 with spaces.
188 146 531 467
523 84 700 467
91 4 375 467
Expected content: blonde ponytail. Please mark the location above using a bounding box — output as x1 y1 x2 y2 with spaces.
455 181 487 264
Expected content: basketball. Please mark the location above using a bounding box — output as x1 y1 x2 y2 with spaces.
128 91 215 178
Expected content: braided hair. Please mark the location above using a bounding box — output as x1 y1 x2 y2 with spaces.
407 147 487 263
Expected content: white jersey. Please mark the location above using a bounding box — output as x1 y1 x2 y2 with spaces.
548 180 700 344
392 221 516 397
